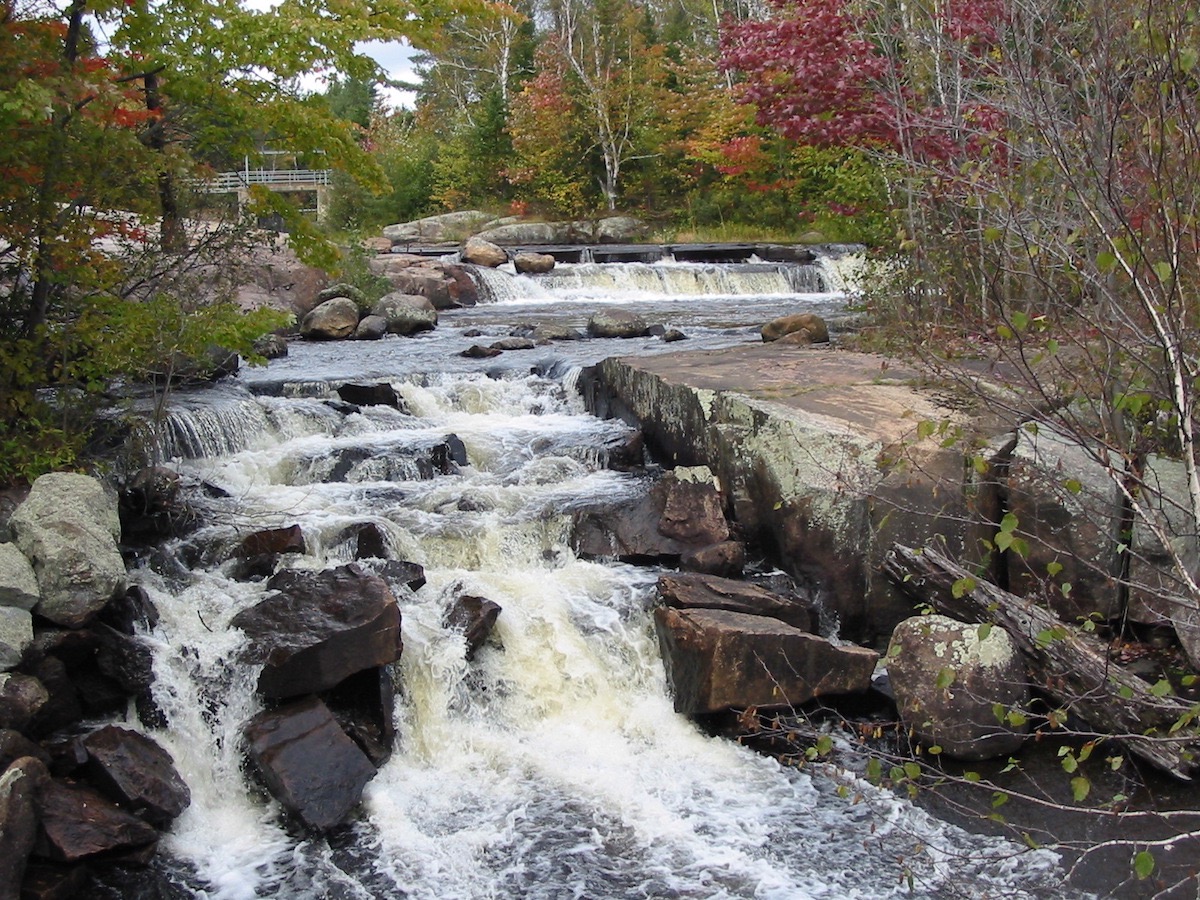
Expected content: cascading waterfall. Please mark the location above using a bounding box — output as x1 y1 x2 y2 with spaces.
114 264 1072 899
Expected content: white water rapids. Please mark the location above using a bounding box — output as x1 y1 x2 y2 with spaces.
117 258 1068 898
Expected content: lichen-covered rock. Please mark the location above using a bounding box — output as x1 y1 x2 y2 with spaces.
10 473 125 629
0 544 38 612
382 211 499 244
353 315 388 341
462 236 507 268
315 283 367 307
761 313 829 344
887 614 1029 761
655 606 876 715
300 297 360 340
0 756 48 899
587 309 650 339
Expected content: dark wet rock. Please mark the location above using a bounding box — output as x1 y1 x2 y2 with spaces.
444 595 502 660
10 473 125 629
42 736 88 778
253 333 289 359
17 862 89 900
489 337 536 351
0 756 48 900
300 297 359 341
433 434 468 471
462 344 502 359
761 313 829 345
0 673 49 732
599 430 644 471
119 468 194 544
572 466 729 563
337 382 403 410
244 696 376 833
325 666 395 767
97 586 160 637
94 626 155 700
82 726 190 827
227 553 278 582
887 615 1030 761
662 329 688 343
232 564 402 699
34 778 159 863
463 328 485 338
0 730 51 771
654 606 877 715
587 309 650 339
680 541 746 577
371 560 426 593
657 572 812 632
234 525 305 559
349 523 390 560
513 252 555 274
352 315 388 341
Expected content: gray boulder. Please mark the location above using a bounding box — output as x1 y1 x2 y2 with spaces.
300 297 359 340
587 309 651 339
372 293 437 335
0 608 32 672
887 614 1029 761
0 756 47 899
10 473 125 629
353 315 388 341
462 236 507 268
0 544 38 611
655 606 877 715
474 221 568 245
315 283 367 307
489 337 536 351
589 215 646 242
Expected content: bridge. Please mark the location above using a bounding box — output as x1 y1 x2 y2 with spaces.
199 161 332 220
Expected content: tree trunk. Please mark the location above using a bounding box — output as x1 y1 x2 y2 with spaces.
883 543 1200 779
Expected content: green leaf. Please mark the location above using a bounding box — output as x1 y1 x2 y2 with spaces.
951 576 976 599
816 734 834 755
935 667 957 690
977 623 993 641
1061 753 1078 773
1153 260 1174 283
866 756 883 783
1047 561 1064 577
992 791 1009 808
983 226 1004 242
1011 310 1030 332
1096 251 1118 273
1071 777 1090 802
903 761 922 780
1064 478 1082 494
1151 679 1172 698
1133 851 1155 880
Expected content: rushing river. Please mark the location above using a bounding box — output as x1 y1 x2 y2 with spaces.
122 256 1069 898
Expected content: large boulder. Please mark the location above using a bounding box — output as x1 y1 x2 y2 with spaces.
337 383 404 410
474 221 569 245
0 544 39 611
655 606 877 715
587 309 651 339
382 211 499 244
761 313 829 345
887 615 1030 761
0 756 47 900
35 778 159 863
367 257 478 309
231 564 402 699
573 466 730 562
462 236 507 268
299 297 360 340
513 252 555 274
244 696 376 832
81 726 190 827
371 293 438 335
10 473 125 629
352 315 388 341
657 573 812 632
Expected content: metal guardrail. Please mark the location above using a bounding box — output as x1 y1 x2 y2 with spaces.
202 169 331 192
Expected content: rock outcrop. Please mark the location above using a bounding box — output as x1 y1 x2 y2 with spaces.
761 313 829 345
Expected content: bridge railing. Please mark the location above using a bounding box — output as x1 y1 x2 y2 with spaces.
201 169 331 192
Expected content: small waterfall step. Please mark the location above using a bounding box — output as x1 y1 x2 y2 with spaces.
394 242 831 264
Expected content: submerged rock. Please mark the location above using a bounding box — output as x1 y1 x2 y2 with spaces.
444 595 502 660
244 696 377 832
232 564 402 699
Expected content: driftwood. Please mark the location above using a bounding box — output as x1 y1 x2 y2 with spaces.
884 543 1200 780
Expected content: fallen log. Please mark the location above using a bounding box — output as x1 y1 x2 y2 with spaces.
883 543 1200 780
